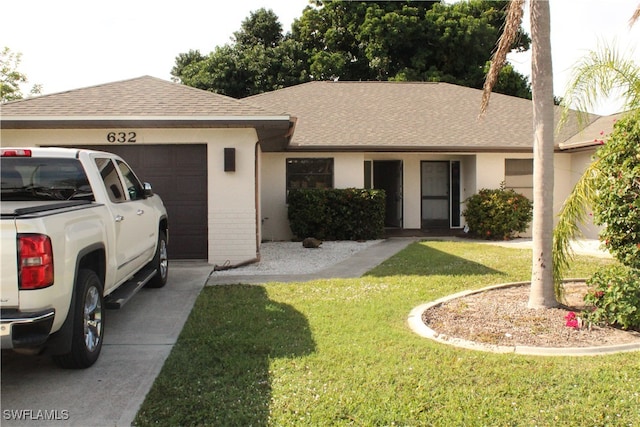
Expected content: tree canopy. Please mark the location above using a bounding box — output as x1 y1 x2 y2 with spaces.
1 47 41 103
171 0 532 99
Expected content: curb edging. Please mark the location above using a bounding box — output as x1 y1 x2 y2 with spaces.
408 281 640 356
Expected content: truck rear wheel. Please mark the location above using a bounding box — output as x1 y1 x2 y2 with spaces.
52 269 104 369
146 230 168 288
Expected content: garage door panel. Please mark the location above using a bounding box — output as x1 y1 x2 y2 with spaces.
176 175 207 200
175 147 207 167
141 146 172 168
142 173 206 202
170 203 207 229
75 144 208 259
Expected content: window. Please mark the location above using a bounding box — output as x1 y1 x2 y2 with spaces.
286 158 334 191
1 157 92 201
96 158 126 203
505 159 533 199
95 158 145 202
364 160 372 189
116 160 146 200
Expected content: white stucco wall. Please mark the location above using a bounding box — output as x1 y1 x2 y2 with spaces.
473 150 600 239
460 155 477 224
565 149 601 239
260 152 366 241
260 152 289 241
261 151 480 241
475 153 507 190
1 127 260 265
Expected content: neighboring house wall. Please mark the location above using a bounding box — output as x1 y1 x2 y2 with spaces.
1 128 261 265
567 149 601 239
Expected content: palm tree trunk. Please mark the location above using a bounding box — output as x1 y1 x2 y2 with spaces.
528 0 558 308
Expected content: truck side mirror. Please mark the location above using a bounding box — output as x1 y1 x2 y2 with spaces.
143 182 154 197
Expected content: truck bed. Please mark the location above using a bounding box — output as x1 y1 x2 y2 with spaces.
1 200 97 217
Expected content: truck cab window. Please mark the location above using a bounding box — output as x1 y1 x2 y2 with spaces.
1 158 93 201
95 158 126 203
116 160 146 201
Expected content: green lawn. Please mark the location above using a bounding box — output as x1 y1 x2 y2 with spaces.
134 241 640 426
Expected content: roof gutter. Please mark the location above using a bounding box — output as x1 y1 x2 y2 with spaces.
558 139 602 151
1 115 296 151
282 145 538 154
0 115 290 129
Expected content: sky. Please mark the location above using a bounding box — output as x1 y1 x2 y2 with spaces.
2 0 638 115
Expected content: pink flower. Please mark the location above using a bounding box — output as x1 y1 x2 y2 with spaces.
565 311 580 329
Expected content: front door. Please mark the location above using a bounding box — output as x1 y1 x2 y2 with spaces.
373 160 402 228
421 161 450 228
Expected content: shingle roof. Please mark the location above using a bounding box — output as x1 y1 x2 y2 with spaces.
559 113 623 150
0 76 294 150
1 75 281 118
245 81 599 152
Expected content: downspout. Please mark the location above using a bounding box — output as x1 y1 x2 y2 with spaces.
212 120 295 271
254 140 262 260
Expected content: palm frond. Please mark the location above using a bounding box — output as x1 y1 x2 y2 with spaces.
631 4 640 26
559 42 640 128
552 158 602 297
480 0 525 116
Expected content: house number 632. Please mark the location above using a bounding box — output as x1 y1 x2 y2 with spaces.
107 131 137 143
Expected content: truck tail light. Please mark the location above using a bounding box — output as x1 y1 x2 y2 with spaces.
1 149 32 157
18 234 54 289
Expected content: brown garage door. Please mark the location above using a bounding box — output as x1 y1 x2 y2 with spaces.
79 144 208 259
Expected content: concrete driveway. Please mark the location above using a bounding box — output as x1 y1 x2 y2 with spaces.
1 261 212 427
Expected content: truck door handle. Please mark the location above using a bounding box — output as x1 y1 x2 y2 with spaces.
137 209 144 215
115 215 124 222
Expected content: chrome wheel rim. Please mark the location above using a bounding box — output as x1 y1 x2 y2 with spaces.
159 239 168 280
84 286 103 352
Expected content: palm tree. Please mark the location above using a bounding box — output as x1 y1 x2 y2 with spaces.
482 1 640 309
481 0 557 308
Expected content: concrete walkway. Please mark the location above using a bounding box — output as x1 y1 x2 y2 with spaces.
206 237 420 285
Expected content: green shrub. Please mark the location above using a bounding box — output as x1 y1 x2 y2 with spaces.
580 114 640 331
592 113 640 270
287 188 385 240
286 189 329 239
462 184 532 240
583 265 640 331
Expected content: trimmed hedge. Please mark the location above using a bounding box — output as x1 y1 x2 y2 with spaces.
462 184 533 240
287 188 385 241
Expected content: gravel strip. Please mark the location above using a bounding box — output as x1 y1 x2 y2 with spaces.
210 240 383 275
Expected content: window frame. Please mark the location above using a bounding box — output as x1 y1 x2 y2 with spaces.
504 158 533 199
285 157 334 193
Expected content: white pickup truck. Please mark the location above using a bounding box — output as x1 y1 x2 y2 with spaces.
1 147 169 369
